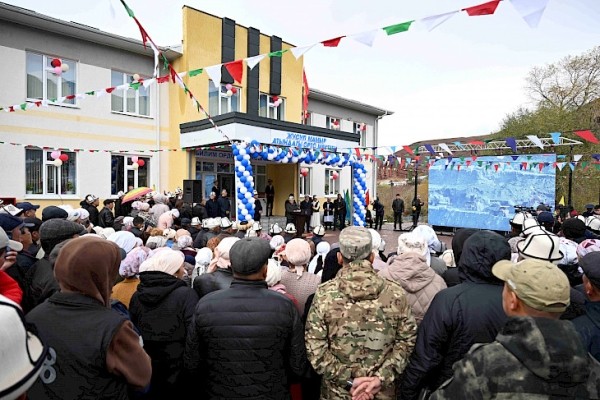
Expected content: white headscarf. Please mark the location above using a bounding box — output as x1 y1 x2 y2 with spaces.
209 237 240 271
192 247 213 284
123 217 134 230
266 258 282 287
139 250 184 276
270 235 285 250
309 241 330 274
108 231 137 254
99 228 116 240
177 235 193 250
146 235 167 249
119 246 154 278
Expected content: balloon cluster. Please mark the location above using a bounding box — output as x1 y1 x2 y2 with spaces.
300 167 309 177
332 172 339 180
233 140 255 222
271 95 283 108
130 156 145 170
352 164 368 226
247 142 356 168
50 151 68 167
225 83 238 98
50 59 69 76
331 120 340 130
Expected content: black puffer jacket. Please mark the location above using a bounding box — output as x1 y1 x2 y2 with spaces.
399 230 511 400
80 200 99 226
192 268 233 299
129 271 199 399
184 279 308 400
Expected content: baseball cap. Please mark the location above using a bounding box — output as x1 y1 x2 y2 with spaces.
338 227 373 262
41 206 68 222
536 211 554 224
492 259 570 313
0 228 24 252
16 202 40 212
517 230 563 263
0 214 29 235
181 218 191 226
0 205 24 217
579 251 600 289
229 237 271 275
536 204 549 212
586 204 595 209
0 294 48 400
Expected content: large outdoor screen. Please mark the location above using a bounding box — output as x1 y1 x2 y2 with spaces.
428 154 556 231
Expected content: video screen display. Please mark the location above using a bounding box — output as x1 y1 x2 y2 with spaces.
428 154 556 231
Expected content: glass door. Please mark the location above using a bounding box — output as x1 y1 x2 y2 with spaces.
204 174 217 200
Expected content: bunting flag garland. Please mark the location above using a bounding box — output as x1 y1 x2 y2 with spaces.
463 0 501 16
204 64 222 87
349 30 380 47
421 11 460 32
527 135 544 149
321 36 345 47
383 20 415 36
224 60 244 84
550 132 562 144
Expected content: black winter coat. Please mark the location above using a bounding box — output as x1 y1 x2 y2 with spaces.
206 199 219 218
399 231 511 400
98 207 114 228
184 279 308 400
192 268 233 299
129 272 199 399
80 200 99 226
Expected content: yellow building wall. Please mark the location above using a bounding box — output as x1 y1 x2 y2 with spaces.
266 163 298 216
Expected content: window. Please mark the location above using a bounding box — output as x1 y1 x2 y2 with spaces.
325 169 340 196
354 122 367 147
111 71 150 116
255 165 266 195
326 116 341 130
208 81 241 116
26 53 77 105
259 93 286 120
25 149 77 195
300 168 311 196
111 155 150 195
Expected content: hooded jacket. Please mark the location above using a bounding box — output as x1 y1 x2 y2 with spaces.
572 301 600 362
430 316 600 399
305 259 417 399
192 267 233 299
378 253 447 325
129 271 199 398
27 236 151 400
399 231 511 400
443 229 479 287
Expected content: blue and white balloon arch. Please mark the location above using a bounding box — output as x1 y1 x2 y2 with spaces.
232 138 368 226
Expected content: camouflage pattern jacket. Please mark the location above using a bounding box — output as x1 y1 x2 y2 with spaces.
430 316 600 399
305 260 417 400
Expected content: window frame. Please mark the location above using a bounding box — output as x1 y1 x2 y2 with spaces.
259 93 286 120
26 52 78 107
324 168 340 196
208 80 241 116
326 116 341 130
25 148 78 198
110 70 152 117
110 154 151 196
354 122 367 147
299 167 311 196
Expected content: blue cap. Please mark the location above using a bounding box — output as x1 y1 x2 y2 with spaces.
0 214 26 233
16 202 40 212
537 211 554 224
586 204 595 209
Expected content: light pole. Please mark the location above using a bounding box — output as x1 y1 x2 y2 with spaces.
567 145 573 207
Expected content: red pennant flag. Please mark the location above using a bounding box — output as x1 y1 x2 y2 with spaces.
457 165 461 171
494 164 499 172
403 145 414 155
157 76 170 84
134 17 152 49
168 65 177 84
463 0 501 16
538 163 544 172
522 162 528 169
225 60 244 84
302 69 310 118
9 106 15 112
574 130 599 144
105 87 116 94
35 101 42 107
321 36 345 47
65 95 76 100
354 148 361 157
469 140 485 145
466 160 471 166
471 156 477 161
552 162 557 168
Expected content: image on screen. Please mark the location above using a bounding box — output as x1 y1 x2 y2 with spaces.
428 154 556 231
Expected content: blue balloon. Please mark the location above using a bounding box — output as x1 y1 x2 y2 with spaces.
237 193 244 200
241 159 249 167
233 149 240 156
246 202 253 210
245 181 252 189
240 176 247 183
242 198 248 204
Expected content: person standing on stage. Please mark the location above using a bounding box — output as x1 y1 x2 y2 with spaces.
211 180 220 199
393 193 405 231
265 179 275 217
412 195 424 229
333 193 347 231
323 196 334 230
253 190 263 222
311 195 321 230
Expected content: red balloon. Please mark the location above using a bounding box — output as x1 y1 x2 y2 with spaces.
59 154 68 162
302 171 307 177
333 120 339 126
272 95 279 102
51 58 61 68
137 159 145 167
231 87 238 94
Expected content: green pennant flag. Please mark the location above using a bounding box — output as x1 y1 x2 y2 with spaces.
196 101 200 112
486 165 490 170
20 103 27 111
450 164 454 170
268 49 289 58
85 91 95 96
162 54 169 70
188 68 203 77
595 164 600 171
130 82 141 90
121 0 135 18
478 161 483 167
383 20 415 36
459 156 465 162
527 156 533 160
413 145 419 155
484 139 493 144
49 98 57 102
582 161 588 169
183 84 189 94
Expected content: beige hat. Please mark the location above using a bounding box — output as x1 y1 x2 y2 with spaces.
339 227 372 262
313 225 325 236
521 218 543 236
510 212 532 227
285 223 297 234
270 223 283 235
191 217 201 226
492 259 570 313
517 230 563 263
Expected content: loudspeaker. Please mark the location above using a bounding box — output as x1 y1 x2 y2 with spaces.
183 180 202 203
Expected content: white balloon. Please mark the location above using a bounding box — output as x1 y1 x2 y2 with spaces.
243 171 250 177
245 192 252 199
239 148 247 156
248 197 255 204
53 159 63 167
281 157 288 164
247 176 253 182
243 154 250 160
245 214 252 221
241 209 248 216
291 157 298 163
267 154 274 161
240 187 247 194
238 165 246 172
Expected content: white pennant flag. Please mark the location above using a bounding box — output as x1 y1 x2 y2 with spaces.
527 135 544 149
349 29 380 47
56 97 67 104
41 100 49 107
420 11 459 32
439 143 453 154
290 44 317 59
76 93 86 100
143 78 156 88
509 0 549 28
148 42 160 76
27 102 36 109
117 84 130 91
574 155 583 162
96 89 107 98
205 64 222 87
557 162 566 171
245 54 266 70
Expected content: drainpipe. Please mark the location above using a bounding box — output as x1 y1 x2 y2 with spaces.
155 66 161 191
373 111 389 201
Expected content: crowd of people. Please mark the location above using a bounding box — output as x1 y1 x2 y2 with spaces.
1 193 600 399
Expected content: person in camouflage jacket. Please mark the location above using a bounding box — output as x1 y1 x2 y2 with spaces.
305 227 417 400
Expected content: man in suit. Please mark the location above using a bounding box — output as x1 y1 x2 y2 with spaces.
300 194 313 233
333 193 346 231
392 194 405 231
253 191 263 222
265 179 275 217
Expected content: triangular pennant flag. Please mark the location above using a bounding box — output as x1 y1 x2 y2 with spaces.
383 20 415 36
224 60 244 84
321 36 345 47
574 155 583 162
557 163 566 171
424 144 436 155
349 29 381 47
389 146 397 154
511 156 519 161
569 162 575 171
574 130 599 144
469 140 485 145
457 165 461 171
188 68 203 77
205 64 222 87
245 54 266 70
558 196 565 206
592 154 600 162
582 161 588 170
522 162 528 169
478 161 483 167
454 141 465 150
526 135 544 149
505 137 517 153
494 164 499 172
268 49 288 57
463 0 501 16
472 156 477 161
448 156 453 163
439 143 452 154
550 132 562 144
96 89 107 98
420 11 459 31
538 163 544 172
403 145 414 155
290 44 316 60
509 0 549 28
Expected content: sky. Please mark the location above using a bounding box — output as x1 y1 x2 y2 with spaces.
5 0 600 146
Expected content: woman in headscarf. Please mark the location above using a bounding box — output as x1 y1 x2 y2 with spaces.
310 195 321 230
123 217 134 231
408 225 447 275
279 238 321 315
266 258 299 310
111 246 153 308
308 241 330 276
129 250 199 400
176 235 196 258
192 247 213 286
378 232 447 325
368 229 388 271
150 194 170 225
107 231 138 254
99 227 116 240
192 237 239 299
